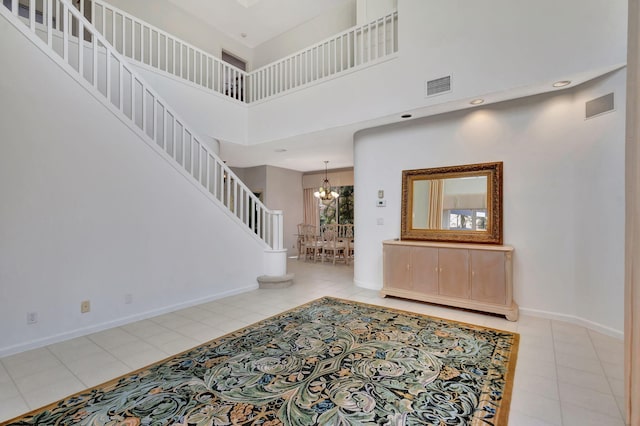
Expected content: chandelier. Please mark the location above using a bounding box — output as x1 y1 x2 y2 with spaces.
314 161 340 201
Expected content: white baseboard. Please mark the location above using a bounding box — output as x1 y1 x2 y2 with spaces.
517 307 623 340
353 280 623 340
354 279 381 290
0 284 259 358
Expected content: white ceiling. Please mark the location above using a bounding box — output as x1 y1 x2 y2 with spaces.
164 0 353 48
162 0 358 172
220 126 356 172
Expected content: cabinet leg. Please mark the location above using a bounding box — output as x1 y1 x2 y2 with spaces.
505 307 519 322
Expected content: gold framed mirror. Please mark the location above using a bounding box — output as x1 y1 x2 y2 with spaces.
401 162 503 244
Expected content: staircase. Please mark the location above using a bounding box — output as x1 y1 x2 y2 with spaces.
0 0 286 276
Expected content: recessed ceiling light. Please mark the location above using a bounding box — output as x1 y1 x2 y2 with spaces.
401 114 412 119
274 148 287 153
470 99 484 105
552 80 571 88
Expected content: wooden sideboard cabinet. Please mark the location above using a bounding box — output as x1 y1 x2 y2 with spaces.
382 240 518 321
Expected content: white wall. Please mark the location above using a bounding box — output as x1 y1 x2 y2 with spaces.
231 165 303 255
232 165 267 198
104 0 254 69
397 0 626 102
0 14 265 355
134 65 248 145
265 166 304 255
248 0 626 145
252 0 357 69
356 0 397 25
354 70 626 336
302 169 354 189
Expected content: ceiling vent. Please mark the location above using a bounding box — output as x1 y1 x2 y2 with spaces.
426 76 452 97
585 92 614 119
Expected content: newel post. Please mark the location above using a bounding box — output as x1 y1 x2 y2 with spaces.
258 210 293 288
272 210 284 251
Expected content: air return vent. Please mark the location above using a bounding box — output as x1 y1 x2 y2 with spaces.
426 76 452 97
585 93 614 119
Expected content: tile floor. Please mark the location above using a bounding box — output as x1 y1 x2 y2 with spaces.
0 259 626 425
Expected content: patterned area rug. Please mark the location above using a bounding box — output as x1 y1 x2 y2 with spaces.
3 297 519 426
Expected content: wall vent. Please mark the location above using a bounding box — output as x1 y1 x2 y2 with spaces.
585 92 614 119
426 76 452 97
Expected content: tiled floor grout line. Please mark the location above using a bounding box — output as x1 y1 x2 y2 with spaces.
588 329 627 423
42 345 93 394
0 358 30 413
550 321 566 426
553 323 626 425
87 327 140 354
513 319 563 426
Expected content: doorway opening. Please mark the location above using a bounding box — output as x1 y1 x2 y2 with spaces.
221 50 247 71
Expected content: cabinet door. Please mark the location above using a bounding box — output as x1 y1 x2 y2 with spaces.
438 248 470 298
383 245 412 290
410 246 439 294
470 250 506 305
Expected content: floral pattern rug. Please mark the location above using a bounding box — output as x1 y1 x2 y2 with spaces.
3 297 519 426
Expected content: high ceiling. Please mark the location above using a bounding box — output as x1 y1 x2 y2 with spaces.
165 0 354 48
160 0 359 172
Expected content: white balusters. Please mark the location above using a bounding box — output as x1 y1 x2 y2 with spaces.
244 11 396 102
77 18 83 75
110 8 114 49
46 0 52 47
28 0 35 30
78 1 395 103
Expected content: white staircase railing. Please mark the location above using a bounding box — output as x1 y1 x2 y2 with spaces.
78 0 397 104
0 0 284 251
89 0 247 102
248 11 398 102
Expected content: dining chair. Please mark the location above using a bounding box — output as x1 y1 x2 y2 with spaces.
301 224 323 262
322 224 348 265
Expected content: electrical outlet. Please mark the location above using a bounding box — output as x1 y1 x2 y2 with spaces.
80 300 90 313
124 294 133 304
26 312 38 324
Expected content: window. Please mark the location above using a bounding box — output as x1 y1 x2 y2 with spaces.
444 209 487 231
319 186 354 226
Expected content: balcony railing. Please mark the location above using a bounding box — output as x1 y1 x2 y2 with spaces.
90 0 247 102
87 0 397 104
248 12 398 102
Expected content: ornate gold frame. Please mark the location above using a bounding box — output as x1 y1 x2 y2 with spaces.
401 162 503 244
